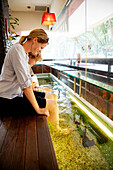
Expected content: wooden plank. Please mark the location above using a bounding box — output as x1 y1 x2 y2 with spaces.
10 116 27 170
37 116 59 170
25 116 39 170
0 117 19 170
0 116 2 127
0 117 12 150
0 115 59 170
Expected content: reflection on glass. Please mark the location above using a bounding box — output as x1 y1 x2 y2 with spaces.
41 0 113 125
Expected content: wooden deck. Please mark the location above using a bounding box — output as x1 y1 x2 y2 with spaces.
0 115 59 170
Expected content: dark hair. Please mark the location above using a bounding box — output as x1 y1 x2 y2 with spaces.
28 52 42 62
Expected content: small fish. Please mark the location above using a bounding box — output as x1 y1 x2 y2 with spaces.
82 127 95 147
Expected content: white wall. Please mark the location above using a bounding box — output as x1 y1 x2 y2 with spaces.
69 0 113 36
10 0 67 32
87 0 113 29
10 11 49 32
69 2 85 36
50 0 67 18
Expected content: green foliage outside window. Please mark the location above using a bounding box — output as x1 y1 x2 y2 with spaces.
9 13 20 40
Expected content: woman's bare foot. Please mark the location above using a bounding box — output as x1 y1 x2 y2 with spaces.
50 122 71 135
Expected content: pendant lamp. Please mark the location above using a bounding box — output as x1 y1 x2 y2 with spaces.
41 7 56 25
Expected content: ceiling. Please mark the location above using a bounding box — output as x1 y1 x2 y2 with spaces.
8 0 53 12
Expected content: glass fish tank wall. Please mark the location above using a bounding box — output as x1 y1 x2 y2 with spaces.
37 73 113 170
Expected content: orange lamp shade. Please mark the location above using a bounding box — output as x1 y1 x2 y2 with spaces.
41 12 56 25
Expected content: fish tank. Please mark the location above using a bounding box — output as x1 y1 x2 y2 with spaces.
37 73 113 170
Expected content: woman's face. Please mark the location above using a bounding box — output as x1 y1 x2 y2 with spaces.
31 37 47 55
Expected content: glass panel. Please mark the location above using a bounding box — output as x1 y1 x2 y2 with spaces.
86 83 113 120
63 70 113 93
41 0 113 122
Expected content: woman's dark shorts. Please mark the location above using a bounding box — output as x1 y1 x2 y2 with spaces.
33 91 46 108
0 91 46 116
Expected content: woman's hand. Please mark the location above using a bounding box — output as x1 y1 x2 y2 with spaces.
37 108 49 117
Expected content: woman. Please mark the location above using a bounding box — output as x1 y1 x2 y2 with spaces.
0 29 59 127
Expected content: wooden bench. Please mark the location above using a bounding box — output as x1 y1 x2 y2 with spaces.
0 115 59 170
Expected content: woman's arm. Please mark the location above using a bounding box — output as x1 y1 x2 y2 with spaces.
23 86 49 116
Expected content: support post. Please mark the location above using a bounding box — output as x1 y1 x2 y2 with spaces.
85 82 87 100
74 78 76 93
79 80 82 97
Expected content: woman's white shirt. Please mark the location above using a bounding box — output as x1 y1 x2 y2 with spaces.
0 43 32 99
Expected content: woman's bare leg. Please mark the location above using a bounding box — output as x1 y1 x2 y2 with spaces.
51 93 57 101
45 93 57 101
34 87 57 100
46 99 59 129
46 99 71 134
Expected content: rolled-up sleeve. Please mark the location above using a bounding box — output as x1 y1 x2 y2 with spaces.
10 44 32 90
